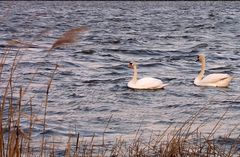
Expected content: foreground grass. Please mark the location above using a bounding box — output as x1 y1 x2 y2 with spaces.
0 28 240 157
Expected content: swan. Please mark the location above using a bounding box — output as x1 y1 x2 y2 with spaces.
127 62 168 89
194 54 233 87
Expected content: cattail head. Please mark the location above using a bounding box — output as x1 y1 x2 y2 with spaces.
49 26 89 50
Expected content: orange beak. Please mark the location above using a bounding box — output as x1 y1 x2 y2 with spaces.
128 63 133 68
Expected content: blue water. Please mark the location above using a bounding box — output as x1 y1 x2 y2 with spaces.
1 1 240 149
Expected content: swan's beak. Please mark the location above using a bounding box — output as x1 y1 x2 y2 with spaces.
128 63 133 69
196 56 200 62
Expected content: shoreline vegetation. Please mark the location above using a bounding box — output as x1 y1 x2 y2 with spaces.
0 27 240 156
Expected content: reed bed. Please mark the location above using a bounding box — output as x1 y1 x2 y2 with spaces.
0 28 240 157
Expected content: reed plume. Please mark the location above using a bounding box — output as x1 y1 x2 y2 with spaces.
49 26 88 51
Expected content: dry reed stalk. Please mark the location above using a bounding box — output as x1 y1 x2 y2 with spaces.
179 92 225 140
49 26 89 51
84 138 94 156
7 39 35 49
1 37 64 156
27 97 33 157
1 38 240 157
152 125 172 148
6 95 14 156
228 135 240 156
50 136 55 157
89 133 95 156
2 42 39 99
225 128 240 156
198 108 232 157
102 114 113 147
22 68 39 96
127 124 144 157
5 27 51 51
0 48 9 82
0 49 22 157
73 133 80 157
40 64 58 156
207 109 229 140
7 79 16 157
11 87 23 157
160 103 211 156
7 52 30 157
65 135 72 157
4 38 47 156
110 136 125 156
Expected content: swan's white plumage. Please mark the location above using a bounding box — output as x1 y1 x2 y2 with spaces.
200 74 230 83
194 54 232 87
128 77 166 89
128 62 167 90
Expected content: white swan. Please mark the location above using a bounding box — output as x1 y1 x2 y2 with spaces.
194 54 233 87
127 62 168 89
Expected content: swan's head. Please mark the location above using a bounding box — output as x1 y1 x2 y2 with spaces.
197 54 206 63
128 61 137 69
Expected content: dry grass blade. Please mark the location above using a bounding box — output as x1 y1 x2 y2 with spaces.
7 39 34 48
73 133 80 157
0 49 9 82
40 64 59 156
49 26 89 51
102 114 113 147
65 135 72 157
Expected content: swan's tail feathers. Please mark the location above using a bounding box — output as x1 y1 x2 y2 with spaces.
161 84 168 89
216 76 233 88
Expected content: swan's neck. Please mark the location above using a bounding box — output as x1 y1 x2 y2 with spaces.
196 59 206 81
131 65 138 82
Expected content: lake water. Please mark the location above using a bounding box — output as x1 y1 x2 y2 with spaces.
1 1 240 151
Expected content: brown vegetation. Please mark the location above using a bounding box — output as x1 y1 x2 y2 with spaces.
49 26 89 51
0 28 239 157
